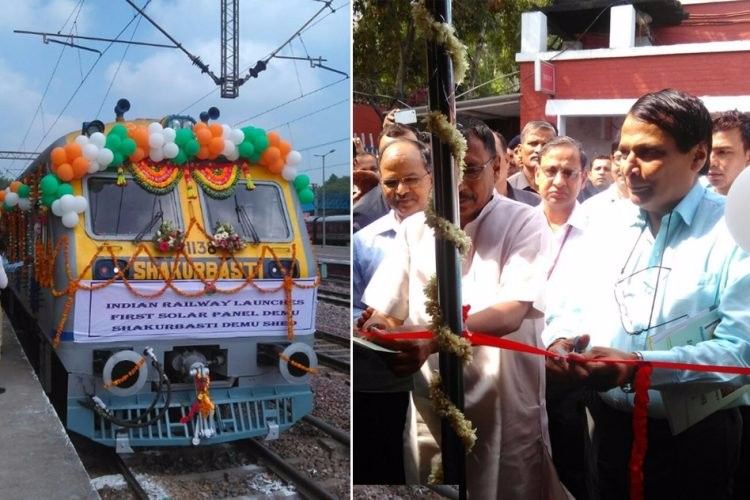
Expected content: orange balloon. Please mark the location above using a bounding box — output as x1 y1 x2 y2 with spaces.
196 127 212 145
10 181 21 192
51 147 67 166
197 146 210 160
64 142 82 160
278 140 292 158
193 121 208 133
130 148 146 162
132 126 150 148
267 131 281 146
57 163 74 182
0 191 6 202
72 157 89 178
208 136 224 156
268 158 284 174
261 146 281 166
209 123 224 138
125 122 136 131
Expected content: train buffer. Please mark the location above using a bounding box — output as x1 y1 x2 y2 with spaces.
0 313 98 499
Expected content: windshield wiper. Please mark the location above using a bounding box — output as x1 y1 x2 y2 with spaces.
134 198 164 243
234 195 260 244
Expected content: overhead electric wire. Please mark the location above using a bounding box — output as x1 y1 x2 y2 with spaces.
295 137 348 152
32 1 152 153
265 98 348 131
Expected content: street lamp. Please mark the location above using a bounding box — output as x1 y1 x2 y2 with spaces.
313 148 335 246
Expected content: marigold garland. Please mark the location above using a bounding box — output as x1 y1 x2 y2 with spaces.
130 160 182 194
279 351 318 375
104 355 146 389
192 164 239 199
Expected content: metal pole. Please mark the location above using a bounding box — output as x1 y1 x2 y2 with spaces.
425 0 465 493
314 149 335 247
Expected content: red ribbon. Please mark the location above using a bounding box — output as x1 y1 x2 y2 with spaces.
361 327 750 500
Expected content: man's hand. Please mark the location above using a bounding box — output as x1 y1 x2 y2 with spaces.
567 347 639 391
369 331 437 377
383 108 399 128
356 307 375 331
545 335 590 395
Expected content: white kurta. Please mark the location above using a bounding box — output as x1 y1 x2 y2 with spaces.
363 193 568 499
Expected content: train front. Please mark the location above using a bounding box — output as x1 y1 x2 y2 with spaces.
7 111 321 448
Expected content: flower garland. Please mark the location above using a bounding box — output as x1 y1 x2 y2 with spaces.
104 356 146 389
192 164 239 199
209 222 246 253
424 112 468 179
130 160 182 195
153 221 185 252
412 0 469 85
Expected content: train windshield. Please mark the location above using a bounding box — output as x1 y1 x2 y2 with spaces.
86 177 182 239
202 182 291 242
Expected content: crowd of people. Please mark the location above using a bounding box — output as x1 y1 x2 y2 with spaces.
351 88 750 499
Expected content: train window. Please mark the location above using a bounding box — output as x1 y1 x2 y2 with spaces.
201 181 292 242
86 176 183 239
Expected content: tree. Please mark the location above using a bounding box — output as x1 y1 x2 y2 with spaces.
354 0 551 107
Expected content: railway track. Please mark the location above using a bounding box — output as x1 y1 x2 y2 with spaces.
318 289 350 307
109 414 350 500
315 330 350 373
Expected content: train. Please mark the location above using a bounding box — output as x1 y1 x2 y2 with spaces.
305 214 350 246
1 102 321 449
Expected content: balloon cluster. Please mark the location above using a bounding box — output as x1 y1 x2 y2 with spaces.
77 132 114 173
50 141 92 181
146 122 179 163
39 174 88 227
293 174 314 204
0 181 32 212
105 124 138 167
194 122 244 162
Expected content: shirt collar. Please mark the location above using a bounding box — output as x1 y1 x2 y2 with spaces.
365 209 401 235
535 200 587 231
463 192 501 234
629 181 705 228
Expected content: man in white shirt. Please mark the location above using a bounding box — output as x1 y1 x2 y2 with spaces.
353 138 432 484
362 122 567 499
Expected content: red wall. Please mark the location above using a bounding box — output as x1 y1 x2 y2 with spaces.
655 1 750 44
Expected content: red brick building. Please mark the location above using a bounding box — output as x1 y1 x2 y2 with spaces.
516 0 750 157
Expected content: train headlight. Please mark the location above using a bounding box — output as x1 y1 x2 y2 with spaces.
103 350 149 397
264 259 300 279
94 259 130 281
279 343 317 384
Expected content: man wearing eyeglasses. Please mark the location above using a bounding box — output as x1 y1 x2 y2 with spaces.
353 138 432 484
508 120 557 194
361 122 568 498
545 89 750 499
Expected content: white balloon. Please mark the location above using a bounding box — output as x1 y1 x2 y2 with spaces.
225 149 239 161
5 192 18 206
222 139 235 156
230 129 245 145
286 150 302 166
87 161 99 174
149 133 165 149
51 199 63 216
97 148 114 168
73 195 88 214
83 143 100 161
150 147 165 162
222 124 232 138
62 211 79 228
163 142 179 159
90 132 106 148
282 166 297 182
60 194 76 213
17 198 31 211
162 127 176 143
75 135 89 146
726 167 750 252
148 122 164 135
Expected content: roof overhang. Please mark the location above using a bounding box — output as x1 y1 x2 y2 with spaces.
415 93 520 121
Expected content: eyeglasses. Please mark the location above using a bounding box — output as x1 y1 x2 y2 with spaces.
381 171 430 190
539 166 582 180
463 157 494 181
613 211 684 336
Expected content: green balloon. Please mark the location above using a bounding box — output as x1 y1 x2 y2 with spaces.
252 132 269 153
121 138 137 156
111 152 124 167
298 187 315 204
185 139 200 156
174 150 188 165
17 184 30 198
56 183 74 198
106 134 122 151
41 174 60 194
175 128 192 147
110 124 128 138
293 174 310 191
42 194 56 208
238 142 255 159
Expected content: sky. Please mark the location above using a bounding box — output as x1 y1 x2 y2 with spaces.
0 0 351 186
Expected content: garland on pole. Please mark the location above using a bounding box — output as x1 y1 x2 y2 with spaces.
412 1 469 85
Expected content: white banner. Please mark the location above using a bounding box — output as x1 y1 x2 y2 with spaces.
72 279 317 342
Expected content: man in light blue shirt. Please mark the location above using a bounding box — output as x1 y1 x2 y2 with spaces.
545 89 750 499
353 137 432 484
